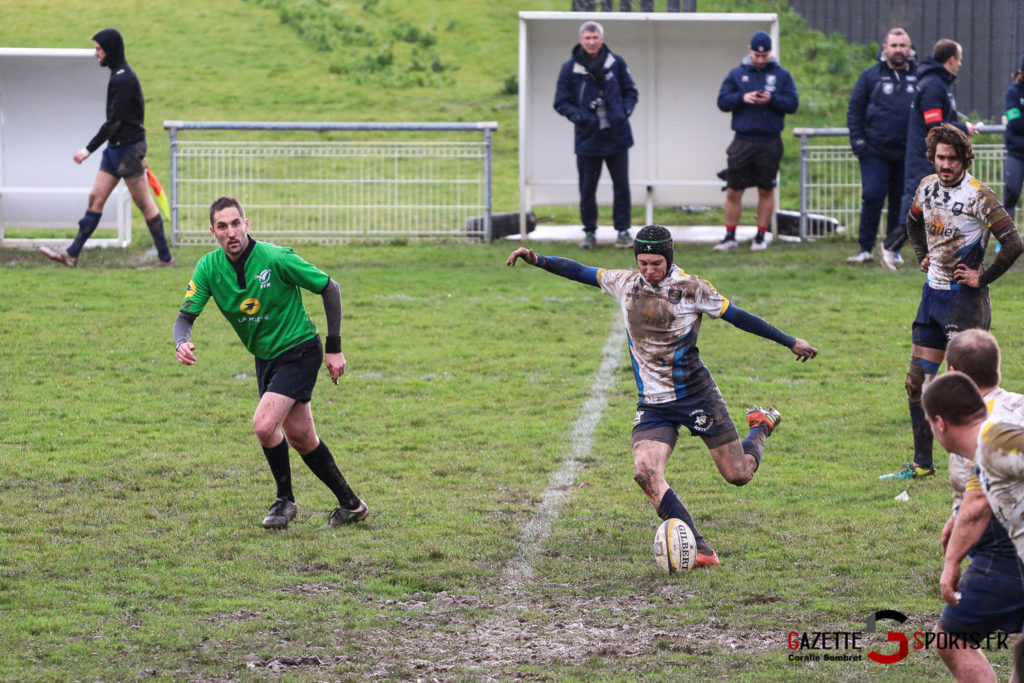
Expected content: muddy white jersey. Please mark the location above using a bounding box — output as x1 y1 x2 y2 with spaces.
597 265 728 404
975 388 1024 562
911 171 1009 289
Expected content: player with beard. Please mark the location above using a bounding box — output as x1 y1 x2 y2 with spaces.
882 124 1022 481
173 196 367 530
506 225 818 566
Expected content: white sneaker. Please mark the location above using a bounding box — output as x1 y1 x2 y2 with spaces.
750 239 767 252
39 245 78 268
846 250 873 263
713 236 738 252
879 247 901 271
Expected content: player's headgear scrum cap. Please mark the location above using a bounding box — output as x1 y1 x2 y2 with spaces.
634 225 674 265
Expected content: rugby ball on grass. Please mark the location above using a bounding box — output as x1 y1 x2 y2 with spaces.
653 518 696 573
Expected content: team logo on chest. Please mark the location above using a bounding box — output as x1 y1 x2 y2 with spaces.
240 298 261 315
253 268 272 289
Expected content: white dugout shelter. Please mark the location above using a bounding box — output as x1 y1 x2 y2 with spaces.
519 12 779 231
0 48 132 247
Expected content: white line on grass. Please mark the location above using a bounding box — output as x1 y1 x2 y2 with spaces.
505 314 627 580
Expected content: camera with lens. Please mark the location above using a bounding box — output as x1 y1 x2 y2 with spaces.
589 98 610 131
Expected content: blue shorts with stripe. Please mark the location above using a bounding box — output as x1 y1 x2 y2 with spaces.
912 283 990 350
632 382 738 449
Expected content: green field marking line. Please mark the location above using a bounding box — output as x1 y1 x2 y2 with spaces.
505 314 627 580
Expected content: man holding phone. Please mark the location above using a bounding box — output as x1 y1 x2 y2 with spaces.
714 31 799 252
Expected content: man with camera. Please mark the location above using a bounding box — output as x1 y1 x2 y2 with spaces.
714 31 799 252
554 21 639 249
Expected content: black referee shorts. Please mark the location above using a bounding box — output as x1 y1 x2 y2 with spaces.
255 335 322 402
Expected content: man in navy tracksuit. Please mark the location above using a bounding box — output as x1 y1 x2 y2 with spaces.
880 39 979 270
554 21 639 250
715 31 799 252
845 28 917 264
1003 52 1024 222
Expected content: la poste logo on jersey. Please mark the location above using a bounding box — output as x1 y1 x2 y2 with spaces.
786 610 1009 665
239 298 261 315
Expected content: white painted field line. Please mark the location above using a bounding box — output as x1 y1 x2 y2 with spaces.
505 314 627 580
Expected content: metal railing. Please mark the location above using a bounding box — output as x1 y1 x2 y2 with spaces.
163 121 497 244
793 125 1008 240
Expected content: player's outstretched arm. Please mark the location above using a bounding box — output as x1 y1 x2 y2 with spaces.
720 305 817 361
506 248 600 287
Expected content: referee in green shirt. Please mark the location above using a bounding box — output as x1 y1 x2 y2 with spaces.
173 196 367 530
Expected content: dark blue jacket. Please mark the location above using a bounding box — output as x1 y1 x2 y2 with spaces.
1005 81 1024 160
554 44 638 157
717 55 799 140
847 55 918 161
904 57 968 181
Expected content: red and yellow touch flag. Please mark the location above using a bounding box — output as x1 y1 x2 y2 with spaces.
145 164 171 220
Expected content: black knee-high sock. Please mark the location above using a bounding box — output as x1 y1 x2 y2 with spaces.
300 440 360 509
146 214 173 262
910 402 934 470
262 438 293 502
742 424 770 471
656 488 708 550
68 211 102 257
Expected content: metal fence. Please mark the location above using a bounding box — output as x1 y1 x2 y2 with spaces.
793 125 1008 240
163 121 497 245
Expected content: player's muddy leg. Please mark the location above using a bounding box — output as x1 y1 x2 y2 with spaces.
908 348 943 471
633 439 709 550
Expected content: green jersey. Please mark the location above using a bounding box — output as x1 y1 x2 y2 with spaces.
180 239 330 360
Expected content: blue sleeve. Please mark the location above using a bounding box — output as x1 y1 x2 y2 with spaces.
717 69 743 112
619 60 638 117
846 70 870 154
535 254 601 287
919 79 967 133
553 62 584 124
720 303 795 348
1006 86 1024 136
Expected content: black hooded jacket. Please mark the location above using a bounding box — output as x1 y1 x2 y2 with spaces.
86 28 146 153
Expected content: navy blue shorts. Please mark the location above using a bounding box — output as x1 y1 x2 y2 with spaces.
726 137 783 191
939 552 1024 635
912 284 991 350
255 336 322 402
632 382 738 449
99 140 147 179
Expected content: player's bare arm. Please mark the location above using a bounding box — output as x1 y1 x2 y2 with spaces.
939 489 992 605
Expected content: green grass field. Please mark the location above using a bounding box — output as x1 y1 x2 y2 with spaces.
5 0 1024 680
4 238 1024 680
